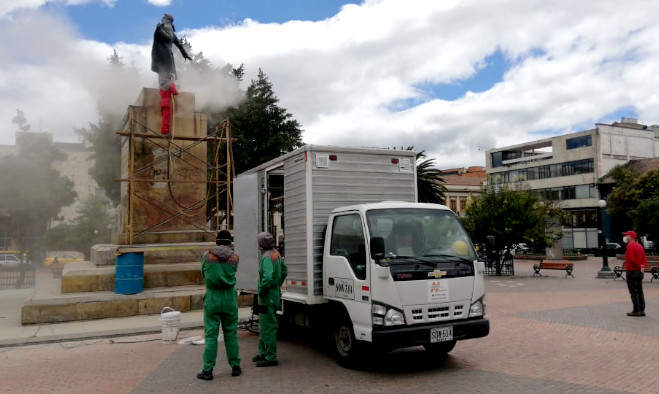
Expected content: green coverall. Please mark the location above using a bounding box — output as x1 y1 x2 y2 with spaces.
201 247 241 372
256 249 288 362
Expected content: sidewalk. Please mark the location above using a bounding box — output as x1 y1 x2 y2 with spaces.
0 267 253 347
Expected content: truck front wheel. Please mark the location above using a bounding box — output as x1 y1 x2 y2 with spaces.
423 340 456 355
332 317 361 366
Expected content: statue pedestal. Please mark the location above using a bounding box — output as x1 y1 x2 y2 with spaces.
118 88 213 245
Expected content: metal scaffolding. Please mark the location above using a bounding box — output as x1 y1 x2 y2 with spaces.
117 115 235 245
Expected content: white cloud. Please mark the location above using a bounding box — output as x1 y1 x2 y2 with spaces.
147 0 171 6
2 0 659 169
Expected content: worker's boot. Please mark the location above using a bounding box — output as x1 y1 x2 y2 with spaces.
196 369 213 380
232 366 242 377
256 359 278 367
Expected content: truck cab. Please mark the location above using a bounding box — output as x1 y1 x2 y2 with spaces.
322 202 489 362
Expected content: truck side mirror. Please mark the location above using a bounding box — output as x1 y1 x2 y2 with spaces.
370 237 385 261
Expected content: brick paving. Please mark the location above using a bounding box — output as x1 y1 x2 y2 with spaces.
1 256 657 393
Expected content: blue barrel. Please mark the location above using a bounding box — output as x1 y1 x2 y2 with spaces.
115 252 144 294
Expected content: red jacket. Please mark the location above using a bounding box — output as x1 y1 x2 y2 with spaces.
624 241 647 271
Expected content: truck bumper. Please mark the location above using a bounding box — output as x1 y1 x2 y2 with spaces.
371 318 489 349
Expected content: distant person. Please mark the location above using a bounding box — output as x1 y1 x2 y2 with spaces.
253 232 287 367
159 75 179 137
197 230 241 381
622 231 647 317
151 13 191 81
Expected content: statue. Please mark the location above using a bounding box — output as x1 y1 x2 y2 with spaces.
151 14 192 81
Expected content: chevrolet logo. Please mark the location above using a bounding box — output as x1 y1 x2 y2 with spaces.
428 270 447 279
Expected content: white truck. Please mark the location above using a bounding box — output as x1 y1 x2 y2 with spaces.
234 145 489 364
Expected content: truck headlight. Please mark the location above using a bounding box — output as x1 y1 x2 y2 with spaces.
384 309 405 326
372 303 405 326
469 296 486 317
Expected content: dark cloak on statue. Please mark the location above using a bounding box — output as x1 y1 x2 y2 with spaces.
151 14 191 78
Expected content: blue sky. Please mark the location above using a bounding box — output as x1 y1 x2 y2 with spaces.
2 0 659 168
47 1 360 43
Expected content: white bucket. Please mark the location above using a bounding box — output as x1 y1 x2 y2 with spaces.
160 307 181 344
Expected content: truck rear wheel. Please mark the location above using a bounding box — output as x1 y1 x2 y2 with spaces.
423 340 456 355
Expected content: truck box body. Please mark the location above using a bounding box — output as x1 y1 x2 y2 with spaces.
234 145 417 304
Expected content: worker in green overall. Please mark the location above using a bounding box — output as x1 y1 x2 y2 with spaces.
197 230 241 381
253 232 287 367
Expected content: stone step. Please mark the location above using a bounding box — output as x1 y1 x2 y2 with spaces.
21 280 254 325
61 261 203 293
22 285 205 325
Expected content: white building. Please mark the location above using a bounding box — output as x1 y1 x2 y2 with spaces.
485 118 659 252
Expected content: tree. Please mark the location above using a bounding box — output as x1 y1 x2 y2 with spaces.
393 147 446 204
0 131 76 258
414 150 446 204
44 195 114 258
606 166 659 246
461 182 564 275
228 69 303 174
11 109 31 132
77 115 122 206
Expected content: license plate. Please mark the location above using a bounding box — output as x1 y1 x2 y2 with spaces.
430 326 453 343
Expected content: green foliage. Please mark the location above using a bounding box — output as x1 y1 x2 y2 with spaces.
461 183 564 273
0 132 76 255
415 151 447 204
395 147 446 204
76 114 122 206
228 69 303 174
44 195 114 258
631 197 659 247
606 165 640 224
606 166 659 245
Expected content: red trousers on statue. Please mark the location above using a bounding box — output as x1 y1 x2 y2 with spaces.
159 86 177 135
161 104 172 134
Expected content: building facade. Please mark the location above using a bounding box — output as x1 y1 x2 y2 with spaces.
485 118 659 252
441 166 486 216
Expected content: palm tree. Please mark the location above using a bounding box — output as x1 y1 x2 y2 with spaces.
395 147 447 204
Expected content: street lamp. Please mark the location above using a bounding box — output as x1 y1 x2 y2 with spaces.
596 199 614 279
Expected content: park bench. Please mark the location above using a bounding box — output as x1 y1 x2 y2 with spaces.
613 262 659 282
532 260 574 278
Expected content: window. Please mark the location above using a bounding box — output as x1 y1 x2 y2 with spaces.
538 165 551 179
459 197 467 212
450 198 457 212
566 135 592 150
498 159 593 184
491 152 502 168
330 214 366 280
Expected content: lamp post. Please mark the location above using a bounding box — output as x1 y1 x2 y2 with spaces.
596 199 614 278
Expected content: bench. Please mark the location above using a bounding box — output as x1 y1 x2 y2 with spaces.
532 260 574 278
613 263 659 282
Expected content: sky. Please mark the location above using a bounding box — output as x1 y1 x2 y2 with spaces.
1 0 658 169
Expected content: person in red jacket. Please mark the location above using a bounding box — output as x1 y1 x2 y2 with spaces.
622 230 647 316
159 75 179 137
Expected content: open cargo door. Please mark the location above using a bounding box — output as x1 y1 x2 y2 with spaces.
234 173 260 291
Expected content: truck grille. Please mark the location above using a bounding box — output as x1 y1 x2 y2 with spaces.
408 303 466 323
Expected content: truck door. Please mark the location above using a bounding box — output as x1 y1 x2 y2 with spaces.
324 213 372 341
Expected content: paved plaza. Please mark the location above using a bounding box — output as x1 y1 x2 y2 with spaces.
1 257 657 393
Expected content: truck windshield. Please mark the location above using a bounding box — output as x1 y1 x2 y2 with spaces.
366 208 476 263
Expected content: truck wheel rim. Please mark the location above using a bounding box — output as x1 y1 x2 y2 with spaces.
337 326 352 354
